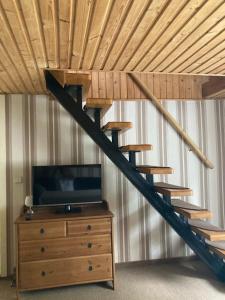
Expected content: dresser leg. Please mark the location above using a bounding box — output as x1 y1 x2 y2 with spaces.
112 280 115 290
16 289 20 300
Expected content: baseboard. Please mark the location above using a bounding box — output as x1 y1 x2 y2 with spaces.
116 255 198 268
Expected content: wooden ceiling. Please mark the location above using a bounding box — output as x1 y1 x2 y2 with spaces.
1 0 225 94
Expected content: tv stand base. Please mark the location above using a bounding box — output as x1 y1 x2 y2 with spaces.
56 205 82 214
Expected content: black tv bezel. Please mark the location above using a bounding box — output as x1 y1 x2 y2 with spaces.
32 163 102 207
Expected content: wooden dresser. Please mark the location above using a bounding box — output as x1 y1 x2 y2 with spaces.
15 202 114 292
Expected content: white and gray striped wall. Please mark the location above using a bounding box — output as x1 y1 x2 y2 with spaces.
1 94 225 274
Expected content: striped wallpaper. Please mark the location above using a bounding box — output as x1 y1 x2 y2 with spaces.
2 94 225 274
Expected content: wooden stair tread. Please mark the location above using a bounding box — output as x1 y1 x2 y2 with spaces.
191 227 225 241
205 239 225 251
136 165 173 175
172 199 212 219
102 122 132 132
86 98 112 109
189 220 224 232
49 70 91 89
120 144 153 152
208 246 225 259
154 182 193 197
171 199 207 211
190 220 225 241
174 207 212 220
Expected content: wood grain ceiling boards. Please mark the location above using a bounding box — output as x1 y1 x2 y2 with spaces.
1 0 225 94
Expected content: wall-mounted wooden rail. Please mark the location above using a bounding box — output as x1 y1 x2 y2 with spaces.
129 73 214 169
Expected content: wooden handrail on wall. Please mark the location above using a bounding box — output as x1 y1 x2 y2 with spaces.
129 73 214 169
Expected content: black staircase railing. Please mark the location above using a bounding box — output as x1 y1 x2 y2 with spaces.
45 70 225 282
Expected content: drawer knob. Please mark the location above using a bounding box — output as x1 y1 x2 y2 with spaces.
41 271 46 277
88 266 93 271
87 243 92 248
40 228 45 234
41 247 45 253
87 225 92 230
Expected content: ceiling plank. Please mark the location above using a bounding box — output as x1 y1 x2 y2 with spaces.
52 0 60 68
187 46 225 74
93 0 134 69
161 11 225 74
202 77 225 98
0 0 36 92
0 70 14 93
171 26 225 73
78 0 95 69
205 61 225 75
59 0 70 69
13 0 45 91
0 56 21 92
105 0 151 71
71 0 89 69
113 0 171 71
139 0 208 71
1 1 225 94
0 40 27 92
67 0 76 68
88 0 114 69
99 0 133 69
39 0 55 69
123 0 189 71
84 0 114 69
147 0 225 73
32 0 48 67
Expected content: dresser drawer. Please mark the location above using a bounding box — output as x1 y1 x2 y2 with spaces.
67 218 111 236
19 254 112 290
18 221 66 241
19 234 112 262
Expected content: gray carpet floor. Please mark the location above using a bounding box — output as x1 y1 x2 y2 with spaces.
1 259 225 300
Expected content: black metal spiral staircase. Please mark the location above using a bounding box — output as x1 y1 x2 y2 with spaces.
45 70 225 282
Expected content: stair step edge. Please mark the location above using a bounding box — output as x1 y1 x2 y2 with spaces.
154 182 192 196
120 144 153 152
102 122 132 132
136 166 173 174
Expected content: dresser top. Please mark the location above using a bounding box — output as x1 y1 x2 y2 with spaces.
16 202 113 224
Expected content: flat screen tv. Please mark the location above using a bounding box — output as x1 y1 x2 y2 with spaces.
32 164 102 212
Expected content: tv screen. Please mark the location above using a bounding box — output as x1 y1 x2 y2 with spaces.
32 164 102 206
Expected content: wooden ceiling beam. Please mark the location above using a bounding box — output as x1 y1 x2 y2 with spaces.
52 0 60 68
140 0 208 72
210 64 225 75
67 0 76 68
147 0 225 73
170 28 225 73
13 0 45 91
108 0 151 71
164 19 225 73
78 0 95 69
124 0 190 71
0 0 36 92
88 0 114 69
118 0 171 70
0 58 21 92
131 0 192 71
32 0 48 67
202 76 225 98
99 0 134 69
199 56 225 74
0 71 14 93
0 40 27 92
